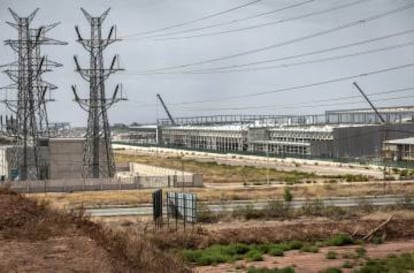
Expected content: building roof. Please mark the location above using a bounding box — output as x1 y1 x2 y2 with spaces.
385 137 414 145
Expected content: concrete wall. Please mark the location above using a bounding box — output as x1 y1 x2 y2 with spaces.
49 138 84 179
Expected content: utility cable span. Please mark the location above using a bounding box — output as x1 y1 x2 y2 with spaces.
173 87 414 111
130 40 414 75
166 61 414 106
121 0 262 38
155 0 370 40
141 0 317 39
137 3 414 73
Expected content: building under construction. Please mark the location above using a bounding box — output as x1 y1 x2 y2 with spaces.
118 106 414 160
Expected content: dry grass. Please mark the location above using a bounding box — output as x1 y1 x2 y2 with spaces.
0 188 190 273
147 217 414 250
28 182 414 209
115 152 324 184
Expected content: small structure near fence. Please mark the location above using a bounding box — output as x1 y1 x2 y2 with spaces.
151 189 197 231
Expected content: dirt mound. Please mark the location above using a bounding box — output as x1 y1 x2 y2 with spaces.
0 188 189 273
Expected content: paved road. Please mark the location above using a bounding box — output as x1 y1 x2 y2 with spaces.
85 195 411 217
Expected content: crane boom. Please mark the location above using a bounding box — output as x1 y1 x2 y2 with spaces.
156 93 176 126
352 82 385 124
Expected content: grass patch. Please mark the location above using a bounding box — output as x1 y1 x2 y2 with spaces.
300 244 319 253
353 252 414 273
183 240 310 266
325 234 354 246
326 251 337 259
321 268 342 273
247 267 295 273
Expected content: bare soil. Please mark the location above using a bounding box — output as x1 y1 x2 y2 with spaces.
0 189 189 273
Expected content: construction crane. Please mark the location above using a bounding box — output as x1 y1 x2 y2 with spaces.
353 81 389 189
156 93 176 126
353 82 385 123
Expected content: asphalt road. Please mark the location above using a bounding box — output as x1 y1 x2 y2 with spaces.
85 195 411 217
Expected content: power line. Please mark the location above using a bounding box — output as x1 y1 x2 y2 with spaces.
172 87 414 111
137 0 317 40
129 40 414 75
136 3 414 73
171 28 414 74
154 0 370 40
166 61 414 106
121 0 263 38
173 94 414 112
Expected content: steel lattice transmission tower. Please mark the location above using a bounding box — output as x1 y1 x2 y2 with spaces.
0 8 66 180
72 8 124 179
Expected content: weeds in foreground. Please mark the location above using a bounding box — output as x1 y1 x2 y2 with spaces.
247 267 295 273
353 252 414 273
182 241 304 266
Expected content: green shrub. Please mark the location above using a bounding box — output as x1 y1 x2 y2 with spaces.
325 234 354 246
268 246 284 256
300 244 319 253
322 268 342 273
284 240 303 251
247 267 295 273
227 243 251 255
326 251 337 259
342 261 353 268
355 247 366 258
284 187 293 202
246 249 264 261
353 253 414 273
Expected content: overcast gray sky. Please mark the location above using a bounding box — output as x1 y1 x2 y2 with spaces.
0 0 413 126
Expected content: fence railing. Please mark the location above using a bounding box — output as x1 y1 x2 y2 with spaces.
3 174 203 193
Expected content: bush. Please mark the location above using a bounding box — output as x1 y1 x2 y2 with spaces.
355 247 366 258
353 253 414 273
284 187 293 202
300 244 319 253
247 267 295 273
342 261 353 268
325 234 354 246
268 246 284 256
322 268 342 273
326 251 337 259
246 249 264 261
284 240 303 250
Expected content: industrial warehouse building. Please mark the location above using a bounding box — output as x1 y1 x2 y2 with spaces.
158 123 414 159
116 106 414 161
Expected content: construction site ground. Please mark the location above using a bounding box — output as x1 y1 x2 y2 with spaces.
196 240 414 273
0 189 188 273
93 209 414 272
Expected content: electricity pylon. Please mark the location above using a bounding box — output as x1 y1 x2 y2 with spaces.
72 8 124 178
0 8 66 180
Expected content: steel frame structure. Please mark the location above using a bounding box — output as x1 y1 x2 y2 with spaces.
0 8 66 180
72 8 124 178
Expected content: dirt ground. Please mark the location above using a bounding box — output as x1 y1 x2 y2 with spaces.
0 189 189 273
195 240 414 273
0 236 115 273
